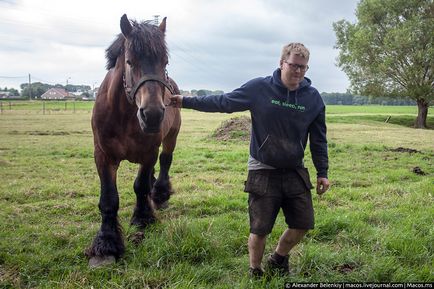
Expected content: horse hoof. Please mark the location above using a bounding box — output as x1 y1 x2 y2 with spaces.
88 255 116 268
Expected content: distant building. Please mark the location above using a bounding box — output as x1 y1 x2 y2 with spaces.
40 88 71 100
0 91 11 99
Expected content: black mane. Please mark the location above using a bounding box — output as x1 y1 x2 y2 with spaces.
105 20 168 70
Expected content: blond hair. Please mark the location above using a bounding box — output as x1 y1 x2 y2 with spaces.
281 43 310 62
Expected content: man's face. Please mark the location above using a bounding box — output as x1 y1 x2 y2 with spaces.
280 53 309 89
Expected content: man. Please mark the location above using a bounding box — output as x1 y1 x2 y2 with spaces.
169 43 330 277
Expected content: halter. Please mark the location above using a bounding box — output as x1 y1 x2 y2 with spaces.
123 70 174 104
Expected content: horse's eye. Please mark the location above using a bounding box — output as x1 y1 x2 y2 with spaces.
126 60 132 66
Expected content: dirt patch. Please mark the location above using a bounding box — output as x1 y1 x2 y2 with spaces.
0 265 21 288
333 263 357 274
28 130 70 136
412 167 426 175
212 116 251 141
7 130 87 136
0 159 11 166
388 188 409 196
389 147 421 153
128 231 145 246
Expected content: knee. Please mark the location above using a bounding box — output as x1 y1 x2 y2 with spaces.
281 228 308 243
248 233 267 245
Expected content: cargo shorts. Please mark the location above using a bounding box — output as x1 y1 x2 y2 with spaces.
244 168 315 235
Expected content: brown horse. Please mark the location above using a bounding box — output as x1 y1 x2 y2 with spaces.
86 14 181 267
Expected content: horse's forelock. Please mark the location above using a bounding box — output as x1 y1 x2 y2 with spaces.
105 20 168 70
128 20 168 64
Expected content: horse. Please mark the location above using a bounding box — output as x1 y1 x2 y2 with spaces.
86 14 181 267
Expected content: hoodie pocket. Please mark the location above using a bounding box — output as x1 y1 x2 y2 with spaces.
258 135 304 168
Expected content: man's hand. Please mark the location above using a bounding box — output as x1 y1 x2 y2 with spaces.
316 177 330 195
169 94 183 108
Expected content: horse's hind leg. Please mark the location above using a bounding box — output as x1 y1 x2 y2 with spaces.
151 132 178 209
131 163 157 228
87 149 124 267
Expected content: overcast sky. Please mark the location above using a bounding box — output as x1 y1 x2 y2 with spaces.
0 0 359 93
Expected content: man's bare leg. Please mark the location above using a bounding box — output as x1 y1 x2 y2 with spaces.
248 233 267 269
275 228 307 256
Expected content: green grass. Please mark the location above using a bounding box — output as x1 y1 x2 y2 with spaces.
0 104 433 288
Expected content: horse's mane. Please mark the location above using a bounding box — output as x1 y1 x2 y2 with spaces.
105 20 168 70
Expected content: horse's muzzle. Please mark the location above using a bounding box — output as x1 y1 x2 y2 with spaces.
137 107 165 133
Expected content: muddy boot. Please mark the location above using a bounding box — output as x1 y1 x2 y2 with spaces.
266 253 291 275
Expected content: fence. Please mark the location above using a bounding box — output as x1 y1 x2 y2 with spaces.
0 100 94 114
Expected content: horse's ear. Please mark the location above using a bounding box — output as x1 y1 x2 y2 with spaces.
159 17 167 34
120 14 132 37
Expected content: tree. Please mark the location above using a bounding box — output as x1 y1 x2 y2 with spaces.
8 88 19 96
20 82 50 99
196 89 210 96
333 0 433 128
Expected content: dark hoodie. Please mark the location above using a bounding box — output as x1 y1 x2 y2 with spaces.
182 68 328 178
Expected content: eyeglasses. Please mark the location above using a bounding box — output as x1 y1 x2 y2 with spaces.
284 61 309 72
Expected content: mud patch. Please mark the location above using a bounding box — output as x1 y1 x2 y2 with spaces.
333 263 357 274
350 180 371 188
212 116 251 141
8 130 88 136
66 191 84 198
128 231 145 246
0 159 11 166
388 188 409 196
389 147 421 154
28 130 70 136
412 167 426 175
0 264 21 288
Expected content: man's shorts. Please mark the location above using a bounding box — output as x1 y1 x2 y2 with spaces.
244 168 315 235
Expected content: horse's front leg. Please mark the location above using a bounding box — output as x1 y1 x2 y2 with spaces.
131 159 158 228
87 149 124 267
151 151 175 209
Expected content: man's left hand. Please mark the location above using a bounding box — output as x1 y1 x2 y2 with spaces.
316 177 330 195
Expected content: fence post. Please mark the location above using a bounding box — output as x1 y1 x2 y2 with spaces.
65 102 67 111
9 102 11 110
73 101 76 113
43 101 45 115
0 102 3 114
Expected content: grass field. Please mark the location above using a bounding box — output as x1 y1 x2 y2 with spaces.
0 102 433 288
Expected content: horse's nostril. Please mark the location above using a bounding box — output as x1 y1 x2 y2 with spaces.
139 108 146 121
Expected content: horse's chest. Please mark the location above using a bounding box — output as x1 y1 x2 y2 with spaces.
100 129 160 163
123 135 161 161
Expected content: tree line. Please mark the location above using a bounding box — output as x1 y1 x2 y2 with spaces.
0 87 20 97
321 92 415 106
2 85 417 107
180 89 224 97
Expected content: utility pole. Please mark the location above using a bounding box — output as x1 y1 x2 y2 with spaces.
66 77 71 89
28 73 32 100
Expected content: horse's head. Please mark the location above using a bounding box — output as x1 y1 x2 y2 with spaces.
120 14 172 134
